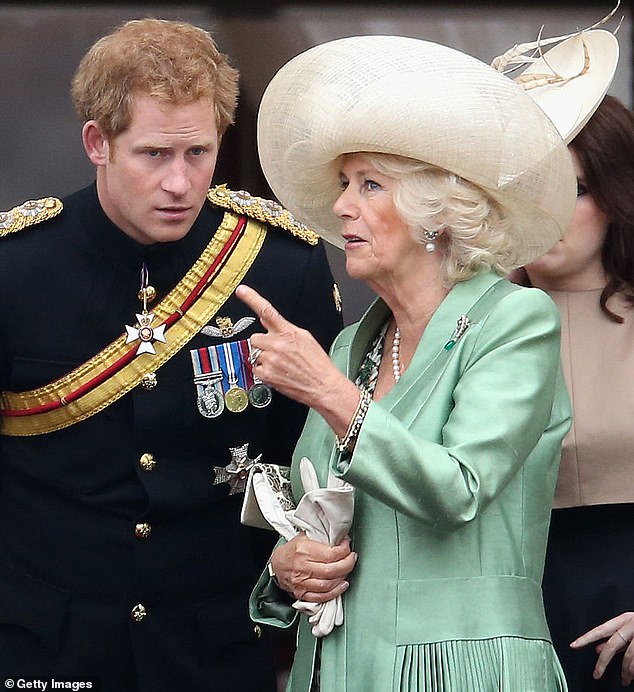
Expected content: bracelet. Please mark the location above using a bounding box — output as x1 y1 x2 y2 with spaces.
335 387 371 453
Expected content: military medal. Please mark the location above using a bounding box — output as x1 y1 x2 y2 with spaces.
245 339 273 409
218 341 249 413
190 347 225 418
223 347 250 410
125 263 166 356
248 382 273 409
192 337 272 417
212 443 262 495
225 379 249 413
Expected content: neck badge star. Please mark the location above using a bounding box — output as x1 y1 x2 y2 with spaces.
213 443 262 495
125 312 167 355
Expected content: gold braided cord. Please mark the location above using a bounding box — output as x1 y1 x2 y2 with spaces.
0 198 63 237
208 185 318 246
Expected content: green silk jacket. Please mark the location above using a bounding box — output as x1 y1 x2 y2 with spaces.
251 271 571 692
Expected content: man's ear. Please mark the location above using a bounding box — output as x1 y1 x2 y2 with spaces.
82 120 109 165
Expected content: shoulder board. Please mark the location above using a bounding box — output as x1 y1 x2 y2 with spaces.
207 185 318 246
0 197 63 238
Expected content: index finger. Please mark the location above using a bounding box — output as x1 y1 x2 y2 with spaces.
235 284 288 331
572 615 627 648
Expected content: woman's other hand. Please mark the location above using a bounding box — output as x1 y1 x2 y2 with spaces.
571 612 634 686
270 534 357 603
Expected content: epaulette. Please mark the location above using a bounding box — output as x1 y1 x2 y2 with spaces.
207 184 319 246
0 197 63 238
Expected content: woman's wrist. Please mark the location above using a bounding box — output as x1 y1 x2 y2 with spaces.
335 387 371 453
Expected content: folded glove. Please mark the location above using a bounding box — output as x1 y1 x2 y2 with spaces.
243 456 354 636
290 457 354 636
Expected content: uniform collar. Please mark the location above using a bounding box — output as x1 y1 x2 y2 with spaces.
70 182 223 291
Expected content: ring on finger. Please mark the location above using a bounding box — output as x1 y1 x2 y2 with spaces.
249 348 263 366
616 630 628 645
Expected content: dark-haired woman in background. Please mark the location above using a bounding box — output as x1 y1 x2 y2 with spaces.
513 94 634 690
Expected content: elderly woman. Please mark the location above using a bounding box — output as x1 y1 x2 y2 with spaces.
238 35 576 691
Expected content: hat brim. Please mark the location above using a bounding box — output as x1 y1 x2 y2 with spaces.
520 29 619 144
258 35 576 269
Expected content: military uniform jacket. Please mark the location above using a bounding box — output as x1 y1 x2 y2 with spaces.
252 272 571 692
0 184 342 691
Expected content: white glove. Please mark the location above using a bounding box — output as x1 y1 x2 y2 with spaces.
291 457 354 637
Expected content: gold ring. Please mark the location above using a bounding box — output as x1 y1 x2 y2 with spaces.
616 630 628 645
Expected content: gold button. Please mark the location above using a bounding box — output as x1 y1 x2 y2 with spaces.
140 372 158 390
253 624 262 638
139 453 156 472
137 285 157 304
131 603 147 622
135 522 152 539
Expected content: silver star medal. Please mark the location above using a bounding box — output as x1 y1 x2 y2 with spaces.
213 443 262 495
125 313 167 355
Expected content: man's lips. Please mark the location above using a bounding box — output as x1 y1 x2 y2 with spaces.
157 206 191 220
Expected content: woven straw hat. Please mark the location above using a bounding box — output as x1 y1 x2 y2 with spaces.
512 29 619 144
257 35 576 268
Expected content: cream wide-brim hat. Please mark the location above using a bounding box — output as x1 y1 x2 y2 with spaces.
257 35 576 268
517 29 619 144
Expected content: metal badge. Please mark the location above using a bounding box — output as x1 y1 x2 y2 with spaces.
200 315 255 339
333 283 343 313
246 338 273 409
191 348 225 418
218 341 250 414
196 378 225 418
125 312 166 355
224 378 249 413
248 382 273 409
125 264 166 355
191 338 272 417
213 443 262 495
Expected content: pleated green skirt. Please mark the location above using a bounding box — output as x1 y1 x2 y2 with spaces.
393 637 567 692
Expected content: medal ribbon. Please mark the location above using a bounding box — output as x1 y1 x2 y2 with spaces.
190 347 222 385
238 339 255 389
217 341 248 392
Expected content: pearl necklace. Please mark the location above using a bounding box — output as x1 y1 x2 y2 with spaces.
391 325 401 382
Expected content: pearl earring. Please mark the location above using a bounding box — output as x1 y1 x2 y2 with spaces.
422 230 439 252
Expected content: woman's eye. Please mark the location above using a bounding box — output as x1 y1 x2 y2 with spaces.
364 179 380 191
576 181 588 198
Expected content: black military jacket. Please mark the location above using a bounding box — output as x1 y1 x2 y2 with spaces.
0 184 342 691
